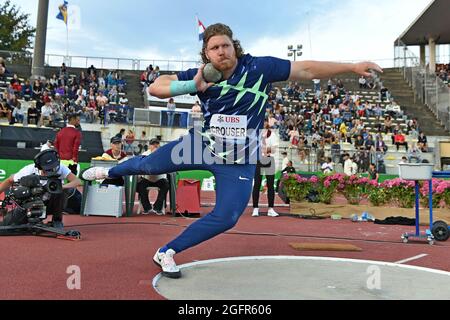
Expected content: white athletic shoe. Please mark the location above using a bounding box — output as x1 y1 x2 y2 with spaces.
252 208 260 217
153 248 181 279
268 208 279 217
81 167 109 181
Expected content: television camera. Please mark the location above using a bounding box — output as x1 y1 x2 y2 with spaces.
0 174 81 240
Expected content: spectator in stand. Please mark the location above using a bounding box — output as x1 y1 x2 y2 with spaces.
407 143 423 164
268 112 278 129
85 99 98 123
166 98 177 127
354 134 365 150
21 80 33 100
0 57 6 75
140 71 148 85
98 71 106 91
124 129 136 154
330 138 341 164
0 100 12 123
137 130 149 154
55 84 66 96
327 79 333 92
60 63 68 79
12 103 24 124
154 66 161 79
54 114 82 175
313 79 321 94
379 86 390 102
375 133 387 154
364 134 375 151
359 76 367 89
384 116 393 134
394 131 408 151
8 95 21 125
11 74 22 95
87 65 97 77
40 100 54 126
49 74 58 89
96 90 109 109
27 102 39 125
32 80 43 100
79 71 88 87
109 85 118 103
119 95 129 107
373 103 383 119
418 131 428 152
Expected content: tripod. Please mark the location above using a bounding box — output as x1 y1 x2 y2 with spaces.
0 222 81 240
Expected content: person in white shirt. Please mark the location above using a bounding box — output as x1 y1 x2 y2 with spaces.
136 139 169 215
344 153 357 176
252 121 279 218
12 104 24 123
321 157 334 174
359 76 367 89
119 96 129 106
40 102 53 125
166 98 177 127
281 151 290 171
0 149 81 229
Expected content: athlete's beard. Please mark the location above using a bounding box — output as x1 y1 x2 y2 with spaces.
214 57 238 74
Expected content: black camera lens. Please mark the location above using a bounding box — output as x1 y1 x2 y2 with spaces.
47 181 58 192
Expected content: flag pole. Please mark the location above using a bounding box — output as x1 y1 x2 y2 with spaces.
66 24 69 63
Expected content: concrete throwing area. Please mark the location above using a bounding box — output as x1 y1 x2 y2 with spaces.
153 256 450 300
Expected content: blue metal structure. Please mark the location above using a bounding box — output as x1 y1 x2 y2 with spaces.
402 171 450 245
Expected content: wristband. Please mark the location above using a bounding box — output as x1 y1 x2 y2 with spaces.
169 80 197 96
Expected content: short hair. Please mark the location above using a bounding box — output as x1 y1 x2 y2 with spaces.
201 23 245 64
68 113 80 122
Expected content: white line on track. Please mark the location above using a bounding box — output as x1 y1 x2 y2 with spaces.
395 254 428 264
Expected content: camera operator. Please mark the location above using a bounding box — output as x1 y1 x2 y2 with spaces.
0 149 81 229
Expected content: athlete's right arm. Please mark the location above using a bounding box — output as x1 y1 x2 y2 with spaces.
0 176 14 195
148 74 179 99
148 65 214 99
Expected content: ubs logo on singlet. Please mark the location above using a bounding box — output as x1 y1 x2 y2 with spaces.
218 116 241 124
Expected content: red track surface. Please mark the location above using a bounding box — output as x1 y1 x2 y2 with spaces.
1 192 449 300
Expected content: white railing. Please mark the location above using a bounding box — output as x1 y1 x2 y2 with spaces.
0 50 200 72
45 54 199 72
398 40 450 131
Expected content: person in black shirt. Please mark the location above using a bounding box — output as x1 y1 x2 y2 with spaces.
418 131 428 152
354 135 365 150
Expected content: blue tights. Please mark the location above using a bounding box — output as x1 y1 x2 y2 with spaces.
109 133 256 254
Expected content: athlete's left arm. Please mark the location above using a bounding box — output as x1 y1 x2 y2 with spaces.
289 61 383 81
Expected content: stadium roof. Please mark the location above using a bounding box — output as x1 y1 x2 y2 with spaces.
396 0 450 46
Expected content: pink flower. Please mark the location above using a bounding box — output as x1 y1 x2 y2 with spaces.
358 177 369 185
368 180 379 187
309 176 319 184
